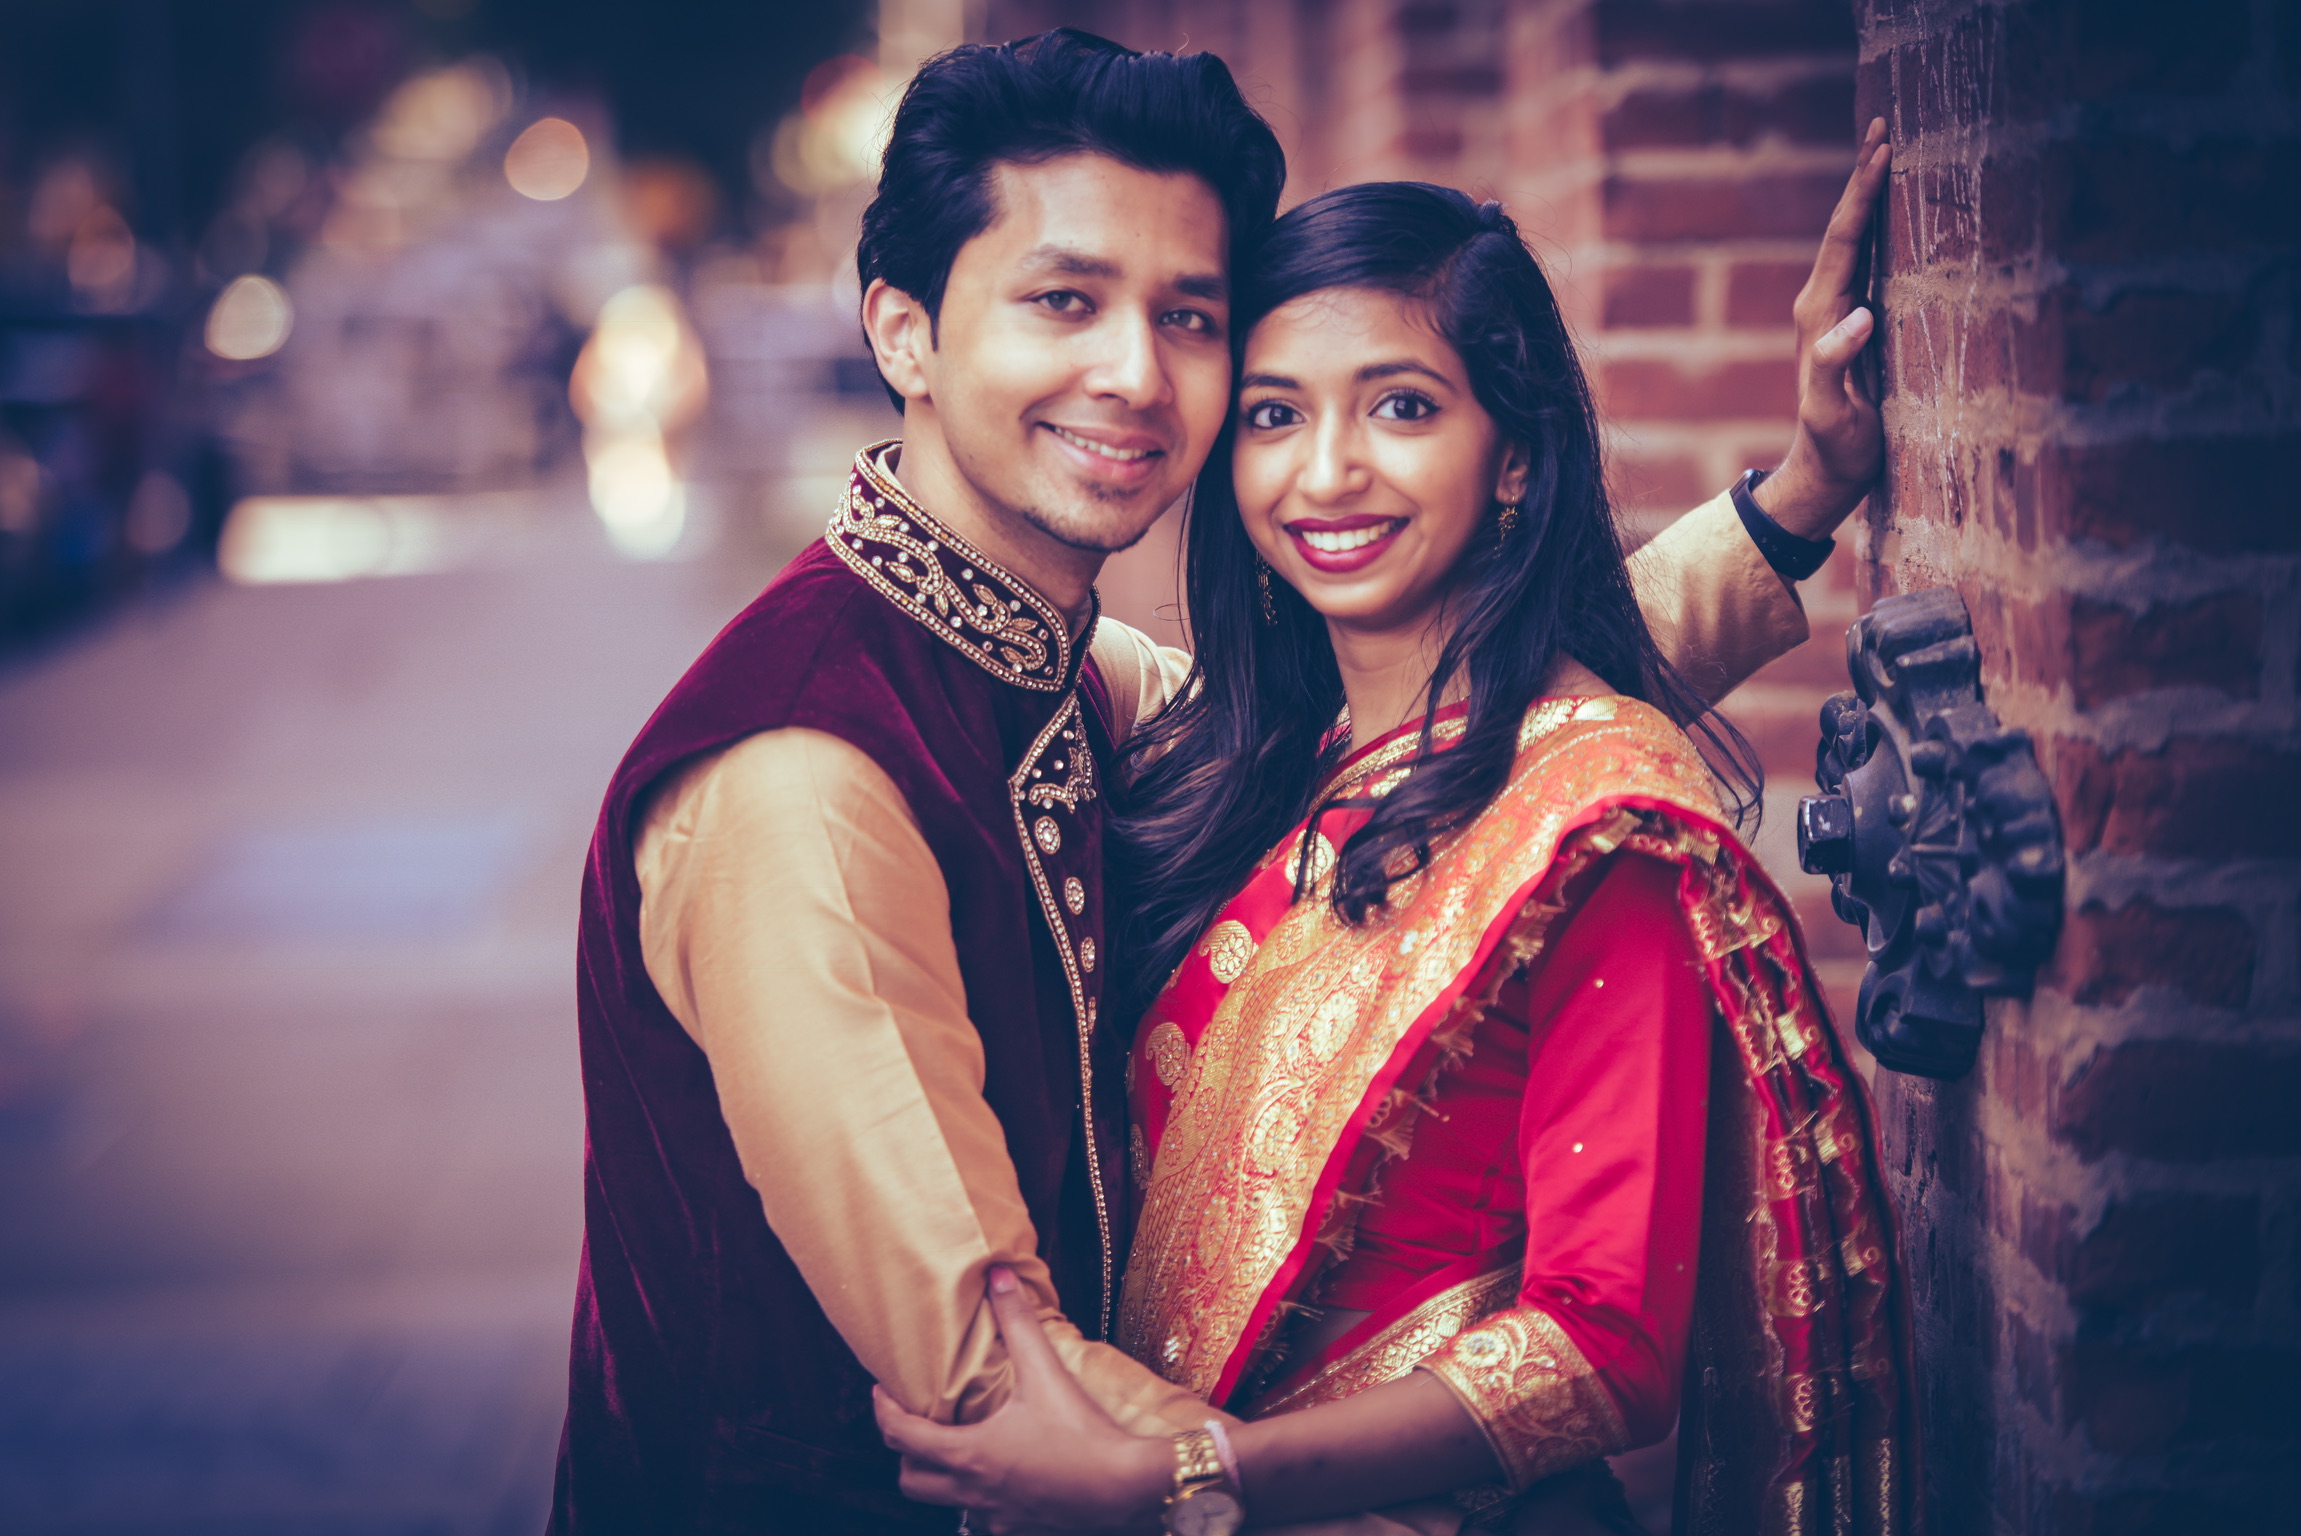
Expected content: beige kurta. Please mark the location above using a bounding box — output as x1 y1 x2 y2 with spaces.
633 488 1805 1434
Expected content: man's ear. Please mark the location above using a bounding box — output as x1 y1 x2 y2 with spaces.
862 278 934 405
1495 440 1533 507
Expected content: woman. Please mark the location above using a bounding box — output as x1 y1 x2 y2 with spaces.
878 180 1917 1535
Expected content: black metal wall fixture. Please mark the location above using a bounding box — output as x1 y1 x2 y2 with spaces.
1797 587 2066 1079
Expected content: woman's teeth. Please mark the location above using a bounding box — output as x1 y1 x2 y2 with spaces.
1048 425 1153 462
1298 521 1403 553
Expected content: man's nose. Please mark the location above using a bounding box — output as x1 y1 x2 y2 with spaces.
1080 310 1170 409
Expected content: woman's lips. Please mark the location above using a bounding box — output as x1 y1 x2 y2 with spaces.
1284 516 1407 574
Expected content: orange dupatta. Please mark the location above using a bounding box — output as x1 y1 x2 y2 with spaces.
1119 696 1920 1534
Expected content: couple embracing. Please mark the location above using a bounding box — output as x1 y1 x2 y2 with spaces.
554 29 1916 1536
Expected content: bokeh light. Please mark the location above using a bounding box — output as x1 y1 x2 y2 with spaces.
504 117 589 201
205 273 295 360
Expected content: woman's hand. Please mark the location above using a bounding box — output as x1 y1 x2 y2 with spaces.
875 1265 1175 1535
1757 116 1893 541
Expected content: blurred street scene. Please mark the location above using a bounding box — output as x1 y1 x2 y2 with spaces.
0 1 1880 1531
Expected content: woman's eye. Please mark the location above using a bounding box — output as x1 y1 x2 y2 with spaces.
1244 400 1301 430
1372 391 1439 422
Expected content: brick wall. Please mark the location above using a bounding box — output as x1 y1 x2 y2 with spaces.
1853 0 2301 1527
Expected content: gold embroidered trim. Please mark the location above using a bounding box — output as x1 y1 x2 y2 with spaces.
828 442 1075 691
1252 1265 1521 1417
1118 697 1729 1401
1006 692 1114 1335
1421 1307 1631 1491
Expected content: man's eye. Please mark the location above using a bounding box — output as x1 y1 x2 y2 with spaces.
1244 400 1300 430
1372 391 1438 422
1163 309 1218 335
1035 291 1089 314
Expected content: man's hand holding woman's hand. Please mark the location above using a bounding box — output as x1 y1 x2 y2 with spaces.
875 1265 1172 1536
1756 116 1893 542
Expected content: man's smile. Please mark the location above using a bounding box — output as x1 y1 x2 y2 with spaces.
1041 422 1164 463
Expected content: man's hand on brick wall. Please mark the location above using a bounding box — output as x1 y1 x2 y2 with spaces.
1754 117 1892 544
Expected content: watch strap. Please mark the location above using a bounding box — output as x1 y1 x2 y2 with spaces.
1731 467 1837 581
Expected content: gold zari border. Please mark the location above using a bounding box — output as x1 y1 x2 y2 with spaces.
1251 1265 1521 1417
1422 1306 1631 1492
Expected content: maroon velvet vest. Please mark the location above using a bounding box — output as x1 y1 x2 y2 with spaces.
550 449 1127 1534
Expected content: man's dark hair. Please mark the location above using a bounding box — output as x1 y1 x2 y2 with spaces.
857 29 1286 408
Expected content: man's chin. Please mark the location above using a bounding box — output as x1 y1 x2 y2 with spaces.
1017 496 1171 556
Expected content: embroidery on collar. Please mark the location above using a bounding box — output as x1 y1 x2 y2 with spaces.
827 440 1079 692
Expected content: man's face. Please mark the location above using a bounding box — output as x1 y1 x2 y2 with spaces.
909 154 1233 555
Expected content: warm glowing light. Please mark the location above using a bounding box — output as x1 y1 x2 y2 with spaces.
206 274 295 360
761 56 895 195
586 431 687 558
505 118 590 201
218 497 450 584
372 61 508 163
68 205 138 306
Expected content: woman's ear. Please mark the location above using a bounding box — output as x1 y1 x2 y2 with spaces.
1494 440 1533 507
861 278 933 405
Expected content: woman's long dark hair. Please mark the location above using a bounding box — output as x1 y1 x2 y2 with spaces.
1109 181 1759 1023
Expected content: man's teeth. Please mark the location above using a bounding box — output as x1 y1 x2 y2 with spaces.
1298 522 1402 553
1049 425 1153 462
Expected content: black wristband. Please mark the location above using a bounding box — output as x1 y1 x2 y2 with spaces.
1731 468 1837 581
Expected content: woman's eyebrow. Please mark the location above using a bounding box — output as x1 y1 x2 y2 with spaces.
1238 371 1299 390
1355 358 1454 387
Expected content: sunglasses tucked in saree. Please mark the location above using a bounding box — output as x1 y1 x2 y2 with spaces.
1119 695 1919 1535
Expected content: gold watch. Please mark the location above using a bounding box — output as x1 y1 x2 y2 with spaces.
1163 1428 1244 1536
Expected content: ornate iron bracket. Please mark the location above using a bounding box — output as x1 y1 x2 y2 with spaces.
1797 587 2064 1078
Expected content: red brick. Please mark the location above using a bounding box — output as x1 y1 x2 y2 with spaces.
2066 1196 2260 1311
1398 125 1465 160
1722 75 1857 145
1724 260 1807 327
2068 592 2262 706
1915 162 1979 265
2073 0 2250 99
1599 357 1796 419
2053 1041 2301 1162
1977 150 2042 265
1601 263 1696 328
1605 450 1710 516
2046 138 2301 262
2044 435 2301 555
2055 898 2256 1009
1601 170 1847 241
2061 288 2253 402
2062 1341 2301 1454
2052 736 2301 859
1400 62 1502 96
1600 86 1712 149
1593 0 1855 66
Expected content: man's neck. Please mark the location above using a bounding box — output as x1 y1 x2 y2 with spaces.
886 420 1104 637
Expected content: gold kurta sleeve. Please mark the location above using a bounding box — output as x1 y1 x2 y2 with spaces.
1417 1308 1632 1491
634 726 1221 1434
1088 615 1196 744
1625 489 1810 705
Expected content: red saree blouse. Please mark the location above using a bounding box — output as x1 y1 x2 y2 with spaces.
1120 696 1919 1534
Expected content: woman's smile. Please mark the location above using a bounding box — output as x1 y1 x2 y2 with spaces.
1284 513 1409 572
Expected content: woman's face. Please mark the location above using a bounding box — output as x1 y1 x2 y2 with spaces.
1232 286 1527 640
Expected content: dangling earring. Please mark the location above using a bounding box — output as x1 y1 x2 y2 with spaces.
1496 499 1522 540
1256 557 1278 625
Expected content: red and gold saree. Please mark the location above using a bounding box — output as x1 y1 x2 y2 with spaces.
1119 695 1918 1534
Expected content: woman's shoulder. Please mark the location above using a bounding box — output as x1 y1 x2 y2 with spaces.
1508 687 1721 821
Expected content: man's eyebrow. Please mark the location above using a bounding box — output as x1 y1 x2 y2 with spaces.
1015 245 1123 279
1355 358 1455 387
1174 272 1228 302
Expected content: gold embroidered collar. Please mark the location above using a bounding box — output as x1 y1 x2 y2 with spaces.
827 441 1083 693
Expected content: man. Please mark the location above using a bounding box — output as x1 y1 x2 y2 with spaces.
551 30 1885 1534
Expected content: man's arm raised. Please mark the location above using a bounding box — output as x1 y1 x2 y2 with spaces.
1628 120 1891 703
633 727 1219 1434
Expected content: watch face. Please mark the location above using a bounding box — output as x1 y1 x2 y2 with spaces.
1169 1488 1244 1536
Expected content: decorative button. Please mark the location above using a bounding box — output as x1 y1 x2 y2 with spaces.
1080 937 1097 971
1033 816 1062 854
1063 877 1086 914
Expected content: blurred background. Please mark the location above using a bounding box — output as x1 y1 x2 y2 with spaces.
0 1 1863 1530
